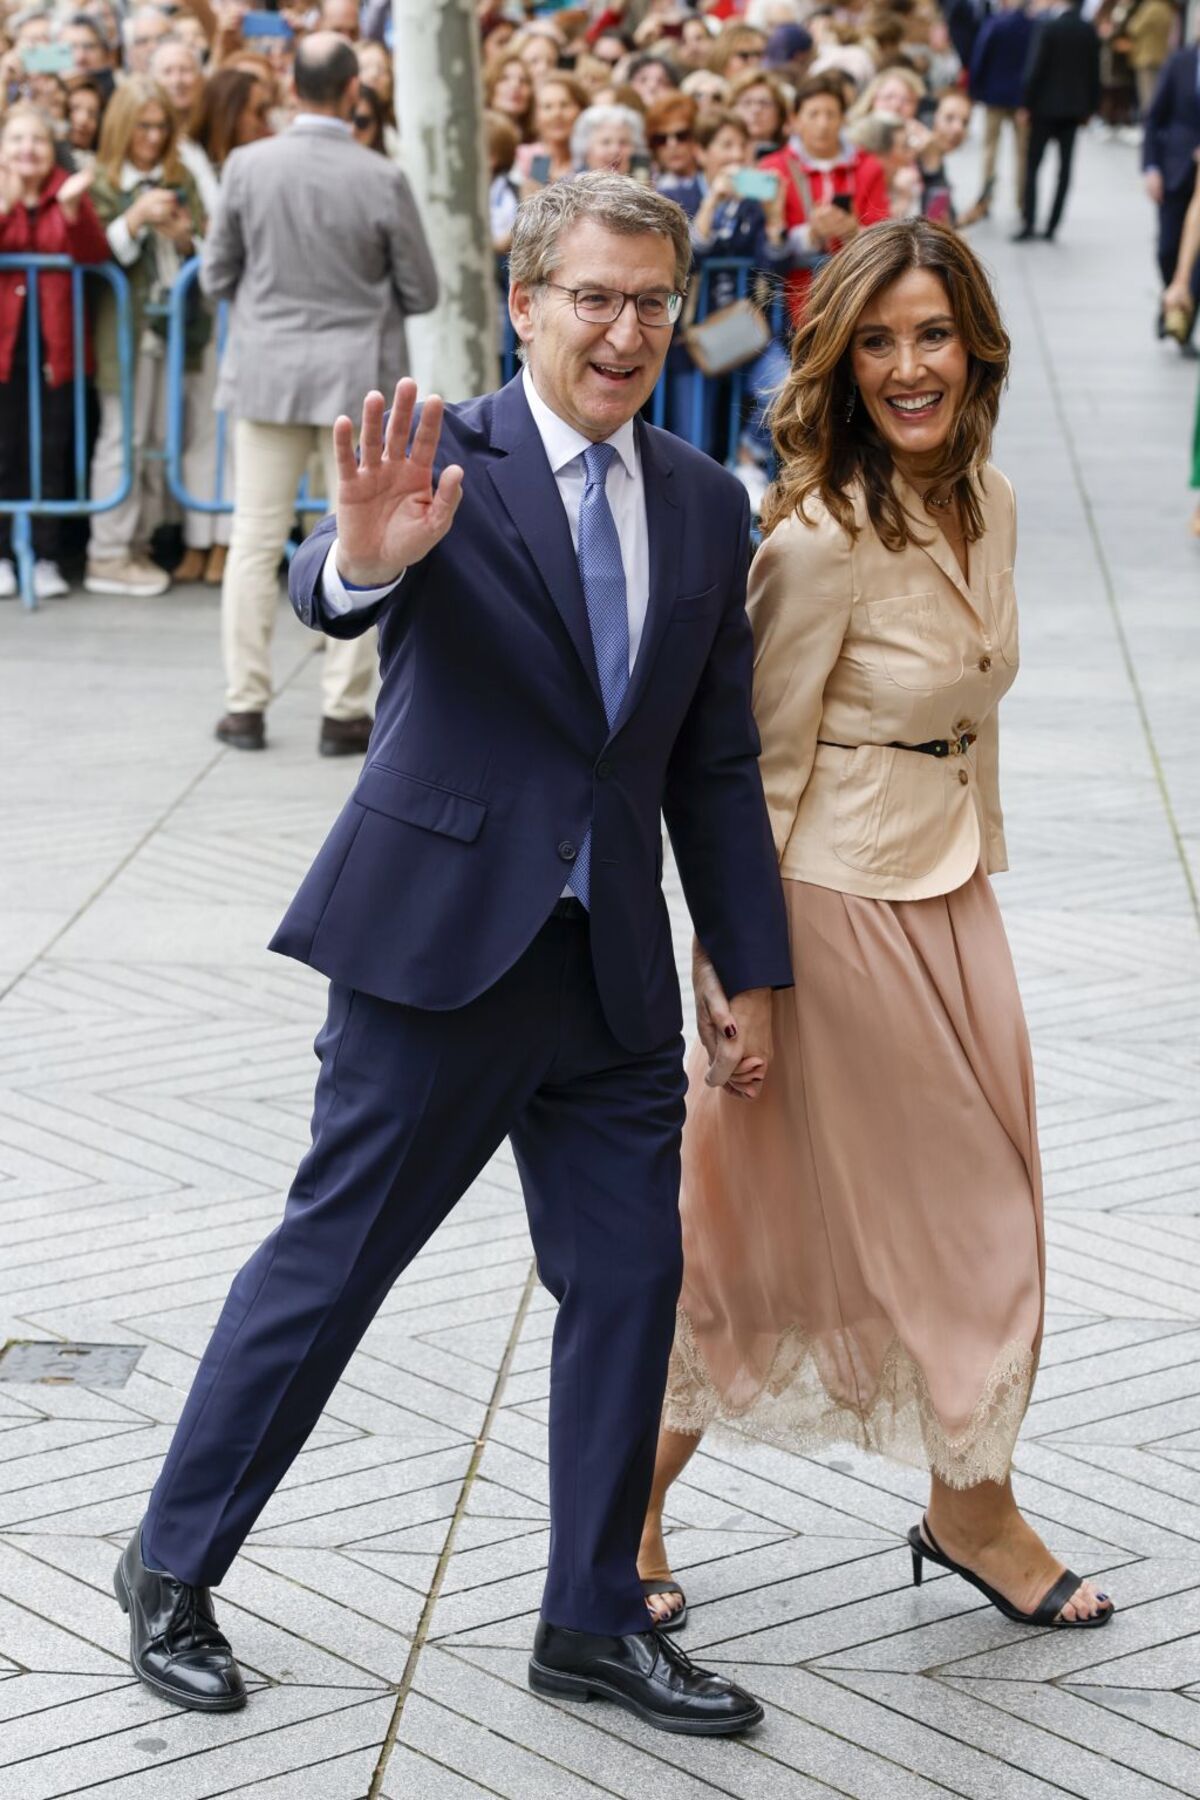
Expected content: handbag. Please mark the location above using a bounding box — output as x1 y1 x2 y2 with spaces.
684 296 772 376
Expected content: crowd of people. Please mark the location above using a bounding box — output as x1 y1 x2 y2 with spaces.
0 0 1196 607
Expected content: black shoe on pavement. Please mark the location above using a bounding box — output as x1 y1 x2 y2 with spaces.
528 1620 764 1736
114 1528 247 1712
318 714 373 757
1011 227 1037 243
215 711 266 751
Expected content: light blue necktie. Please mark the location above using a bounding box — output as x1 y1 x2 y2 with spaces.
567 442 628 909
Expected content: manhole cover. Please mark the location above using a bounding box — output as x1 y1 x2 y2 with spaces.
0 1341 144 1388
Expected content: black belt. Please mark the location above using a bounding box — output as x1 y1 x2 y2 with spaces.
818 734 977 759
550 896 588 922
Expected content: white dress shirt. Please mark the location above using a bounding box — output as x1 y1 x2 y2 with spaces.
321 366 651 677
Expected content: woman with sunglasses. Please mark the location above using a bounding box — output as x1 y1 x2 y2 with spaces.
646 92 703 216
350 84 387 156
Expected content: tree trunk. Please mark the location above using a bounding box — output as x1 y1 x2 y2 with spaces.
390 0 497 401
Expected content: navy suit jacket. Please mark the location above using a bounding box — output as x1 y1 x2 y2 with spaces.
969 11 1035 111
1021 10 1101 122
1143 49 1200 192
273 374 793 1053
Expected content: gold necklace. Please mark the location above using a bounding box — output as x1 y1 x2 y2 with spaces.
927 490 953 510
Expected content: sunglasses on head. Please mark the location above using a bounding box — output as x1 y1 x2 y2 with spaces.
649 129 692 147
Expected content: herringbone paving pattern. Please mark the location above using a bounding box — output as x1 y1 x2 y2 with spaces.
0 134 1198 1796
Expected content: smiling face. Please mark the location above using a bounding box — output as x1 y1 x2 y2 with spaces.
1 113 55 191
492 61 531 121
873 75 917 121
583 117 634 172
934 92 970 153
68 84 102 148
129 98 171 170
535 79 581 147
510 218 678 441
153 45 200 117
850 268 968 471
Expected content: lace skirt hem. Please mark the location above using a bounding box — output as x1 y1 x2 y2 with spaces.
663 1307 1034 1490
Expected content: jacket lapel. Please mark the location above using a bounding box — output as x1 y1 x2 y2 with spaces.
608 417 681 737
893 470 986 621
486 376 603 705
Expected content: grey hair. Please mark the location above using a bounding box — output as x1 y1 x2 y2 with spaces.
847 111 906 158
123 4 171 47
568 103 645 167
509 169 693 294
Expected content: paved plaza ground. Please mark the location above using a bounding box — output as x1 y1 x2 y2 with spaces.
1 128 1199 1799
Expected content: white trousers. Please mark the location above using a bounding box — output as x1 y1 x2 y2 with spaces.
221 418 375 721
88 344 167 560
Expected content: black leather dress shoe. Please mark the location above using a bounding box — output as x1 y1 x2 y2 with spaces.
114 1529 246 1712
529 1620 763 1735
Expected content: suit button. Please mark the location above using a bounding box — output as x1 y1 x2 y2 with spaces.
596 760 611 780
958 769 969 786
558 840 577 862
978 655 992 672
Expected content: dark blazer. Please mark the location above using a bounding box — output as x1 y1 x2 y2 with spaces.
1143 48 1200 190
275 374 793 1052
970 10 1036 110
1022 7 1101 120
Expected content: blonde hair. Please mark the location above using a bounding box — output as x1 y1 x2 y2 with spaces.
762 219 1010 548
97 74 184 184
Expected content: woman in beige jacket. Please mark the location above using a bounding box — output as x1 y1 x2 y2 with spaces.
639 219 1115 1634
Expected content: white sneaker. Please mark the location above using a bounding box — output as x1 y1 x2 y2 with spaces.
732 459 770 516
33 560 69 600
0 558 16 599
84 554 170 597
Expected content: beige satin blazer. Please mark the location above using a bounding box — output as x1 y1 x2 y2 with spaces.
748 464 1017 900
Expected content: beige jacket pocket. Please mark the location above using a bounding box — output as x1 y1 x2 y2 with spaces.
832 747 948 880
865 593 965 690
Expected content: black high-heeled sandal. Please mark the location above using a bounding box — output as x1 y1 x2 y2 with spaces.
908 1518 1114 1629
642 1578 688 1632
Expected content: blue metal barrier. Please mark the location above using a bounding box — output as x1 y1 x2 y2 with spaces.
498 256 787 467
0 255 134 611
163 256 326 520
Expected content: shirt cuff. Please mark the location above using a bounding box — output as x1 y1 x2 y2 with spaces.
107 214 143 267
321 537 404 616
787 223 814 254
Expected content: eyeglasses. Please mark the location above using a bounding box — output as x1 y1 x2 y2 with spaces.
649 129 692 148
134 118 170 133
545 284 684 327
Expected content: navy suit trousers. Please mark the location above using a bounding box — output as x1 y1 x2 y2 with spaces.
143 910 687 1637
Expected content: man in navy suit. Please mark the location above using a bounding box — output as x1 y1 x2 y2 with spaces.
115 173 792 1735
1143 35 1200 342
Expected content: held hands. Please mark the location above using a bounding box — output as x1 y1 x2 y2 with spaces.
693 942 773 1102
333 378 464 588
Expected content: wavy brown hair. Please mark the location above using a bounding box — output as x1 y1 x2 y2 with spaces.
761 219 1011 549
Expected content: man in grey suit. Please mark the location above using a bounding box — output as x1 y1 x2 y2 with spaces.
202 33 438 755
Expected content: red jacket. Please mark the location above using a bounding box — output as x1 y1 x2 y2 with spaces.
758 139 890 322
0 165 110 388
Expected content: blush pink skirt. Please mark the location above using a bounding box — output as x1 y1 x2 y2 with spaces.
664 864 1046 1488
